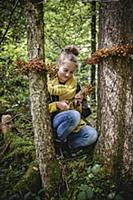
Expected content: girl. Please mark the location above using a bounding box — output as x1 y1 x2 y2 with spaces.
48 45 98 152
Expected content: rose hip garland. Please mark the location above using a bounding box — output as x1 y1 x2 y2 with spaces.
16 59 57 78
16 59 45 73
86 44 133 64
16 45 133 72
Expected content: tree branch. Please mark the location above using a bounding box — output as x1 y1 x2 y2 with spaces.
0 0 19 46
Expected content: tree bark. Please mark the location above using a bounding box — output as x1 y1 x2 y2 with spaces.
25 0 60 195
96 0 133 181
1 114 12 141
90 1 96 101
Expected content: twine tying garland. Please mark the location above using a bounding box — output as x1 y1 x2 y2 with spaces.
86 44 133 64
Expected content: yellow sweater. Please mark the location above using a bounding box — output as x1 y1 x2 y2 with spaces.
48 75 86 132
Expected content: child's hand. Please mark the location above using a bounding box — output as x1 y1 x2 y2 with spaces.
75 91 84 103
56 100 70 110
86 84 93 94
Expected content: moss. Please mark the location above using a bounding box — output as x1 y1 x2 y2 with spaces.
0 132 41 199
10 133 34 150
14 160 41 193
1 133 35 163
41 160 62 199
51 161 61 186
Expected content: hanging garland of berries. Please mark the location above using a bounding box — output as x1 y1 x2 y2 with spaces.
86 44 133 64
16 59 44 72
16 59 57 78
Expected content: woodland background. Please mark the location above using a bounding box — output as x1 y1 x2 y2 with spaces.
0 0 133 200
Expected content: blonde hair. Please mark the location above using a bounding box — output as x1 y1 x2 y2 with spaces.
56 45 79 68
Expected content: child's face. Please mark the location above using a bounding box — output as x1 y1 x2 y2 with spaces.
57 62 76 83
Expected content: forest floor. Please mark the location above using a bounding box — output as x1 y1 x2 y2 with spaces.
0 112 132 200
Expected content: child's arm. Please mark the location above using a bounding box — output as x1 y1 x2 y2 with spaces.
49 102 58 113
49 100 70 113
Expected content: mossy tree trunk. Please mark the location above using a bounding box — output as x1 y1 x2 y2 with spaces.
96 0 133 181
25 0 60 197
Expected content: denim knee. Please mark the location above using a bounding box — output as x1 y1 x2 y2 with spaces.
53 110 81 128
68 110 81 127
53 110 81 141
85 127 98 145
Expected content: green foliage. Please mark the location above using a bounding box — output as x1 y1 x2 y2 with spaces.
3 135 35 162
0 0 28 118
51 161 62 186
59 157 125 200
0 0 26 45
45 0 92 63
77 184 94 200
14 161 40 191
0 133 43 200
0 37 28 117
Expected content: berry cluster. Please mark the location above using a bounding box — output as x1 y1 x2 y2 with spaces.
86 44 133 64
16 59 45 73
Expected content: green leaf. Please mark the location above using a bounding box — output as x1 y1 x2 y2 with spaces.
91 164 101 174
77 191 87 200
86 187 94 199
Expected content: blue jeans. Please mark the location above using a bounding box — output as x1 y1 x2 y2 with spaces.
53 110 98 150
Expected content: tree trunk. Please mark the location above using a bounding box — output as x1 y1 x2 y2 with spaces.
90 1 96 101
25 0 60 196
96 0 133 181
